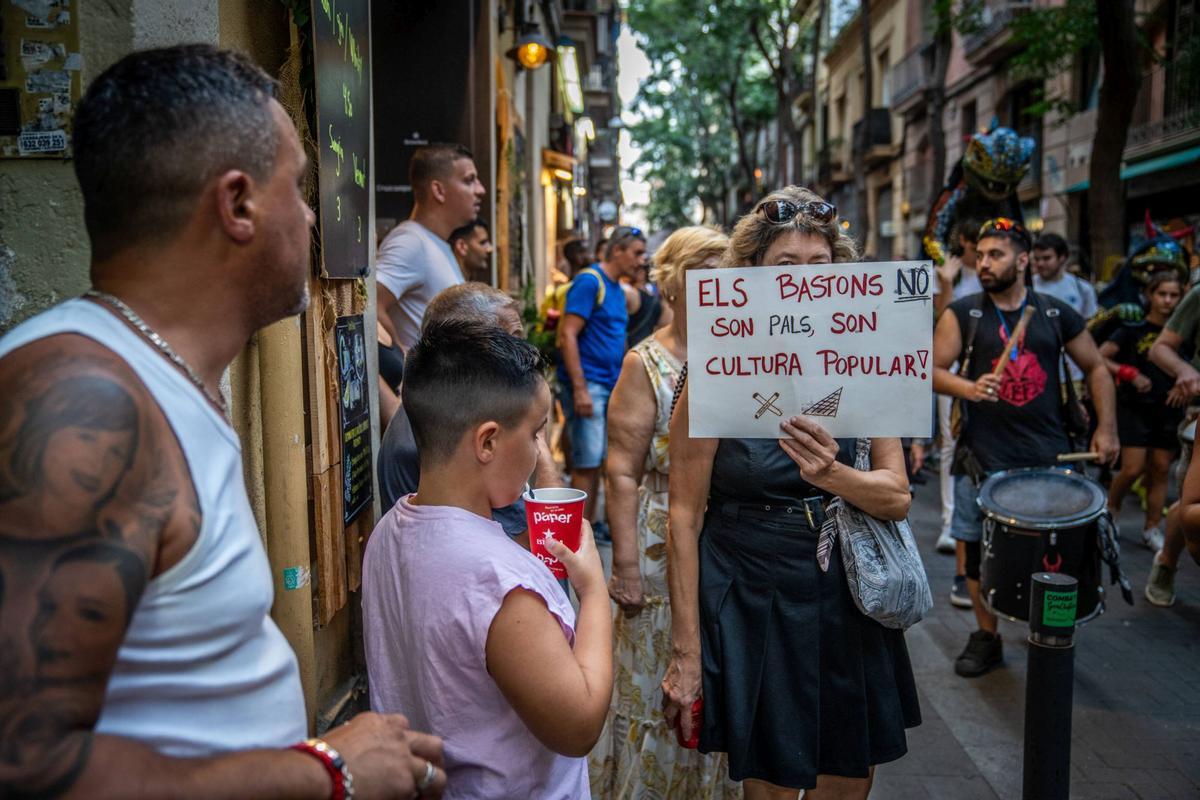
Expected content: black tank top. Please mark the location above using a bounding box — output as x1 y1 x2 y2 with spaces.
709 436 856 508
378 342 404 392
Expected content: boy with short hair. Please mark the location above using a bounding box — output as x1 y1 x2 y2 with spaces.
363 319 612 797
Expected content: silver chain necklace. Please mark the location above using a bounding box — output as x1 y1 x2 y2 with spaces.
84 289 229 415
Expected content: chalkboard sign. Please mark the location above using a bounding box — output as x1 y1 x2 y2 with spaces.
312 0 371 278
336 315 373 524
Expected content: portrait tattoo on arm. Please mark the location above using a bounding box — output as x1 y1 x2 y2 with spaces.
0 337 199 797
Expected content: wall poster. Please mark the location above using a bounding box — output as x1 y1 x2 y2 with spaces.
336 314 373 524
0 0 81 158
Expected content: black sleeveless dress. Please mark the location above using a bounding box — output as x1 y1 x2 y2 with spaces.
697 437 921 789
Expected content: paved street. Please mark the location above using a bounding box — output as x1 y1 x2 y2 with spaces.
873 468 1200 800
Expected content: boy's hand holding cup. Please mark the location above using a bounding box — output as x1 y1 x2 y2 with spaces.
546 519 604 597
524 487 601 589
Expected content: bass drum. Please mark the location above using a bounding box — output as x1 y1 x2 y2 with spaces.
977 467 1107 624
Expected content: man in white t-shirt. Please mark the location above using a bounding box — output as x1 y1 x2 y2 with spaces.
376 143 485 351
1032 231 1097 382
1032 231 1097 316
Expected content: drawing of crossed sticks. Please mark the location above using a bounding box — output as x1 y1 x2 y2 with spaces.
753 392 783 419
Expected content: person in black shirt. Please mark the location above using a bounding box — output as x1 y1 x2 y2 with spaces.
377 322 404 431
1101 271 1185 550
933 218 1118 678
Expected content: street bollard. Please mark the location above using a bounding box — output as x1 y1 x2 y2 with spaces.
1023 571 1078 800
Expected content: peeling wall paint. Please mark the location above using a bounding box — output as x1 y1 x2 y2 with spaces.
0 244 28 329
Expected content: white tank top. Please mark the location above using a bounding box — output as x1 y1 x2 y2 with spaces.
0 299 307 756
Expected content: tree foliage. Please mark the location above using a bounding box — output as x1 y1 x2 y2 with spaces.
626 0 780 230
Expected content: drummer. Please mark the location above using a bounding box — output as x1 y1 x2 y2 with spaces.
932 218 1119 678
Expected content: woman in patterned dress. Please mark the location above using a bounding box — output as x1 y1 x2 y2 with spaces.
661 187 921 800
589 227 740 799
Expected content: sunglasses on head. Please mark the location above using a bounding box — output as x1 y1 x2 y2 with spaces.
759 200 837 226
978 217 1032 248
612 226 644 240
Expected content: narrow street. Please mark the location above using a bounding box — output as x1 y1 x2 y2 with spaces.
871 470 1200 799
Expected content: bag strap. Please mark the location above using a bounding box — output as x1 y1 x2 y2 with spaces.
853 437 871 472
669 361 688 419
577 267 607 306
1039 293 1086 444
950 296 985 438
959 294 984 372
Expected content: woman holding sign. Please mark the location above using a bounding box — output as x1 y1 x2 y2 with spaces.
661 187 921 800
588 227 740 799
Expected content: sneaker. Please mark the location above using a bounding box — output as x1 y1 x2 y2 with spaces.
955 630 1003 677
1145 559 1177 607
1142 525 1165 552
936 529 956 554
950 575 972 608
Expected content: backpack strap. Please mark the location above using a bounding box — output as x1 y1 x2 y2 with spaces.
958 294 985 374
577 267 607 307
949 295 985 440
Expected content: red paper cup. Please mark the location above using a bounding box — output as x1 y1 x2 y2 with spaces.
524 487 587 579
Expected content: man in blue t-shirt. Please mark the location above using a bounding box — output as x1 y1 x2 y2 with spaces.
557 226 647 524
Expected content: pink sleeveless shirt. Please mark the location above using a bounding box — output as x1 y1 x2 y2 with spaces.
362 497 588 799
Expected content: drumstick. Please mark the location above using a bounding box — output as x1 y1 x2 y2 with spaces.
992 306 1037 378
1057 452 1100 463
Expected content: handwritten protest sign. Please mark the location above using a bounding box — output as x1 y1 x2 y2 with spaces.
686 261 933 438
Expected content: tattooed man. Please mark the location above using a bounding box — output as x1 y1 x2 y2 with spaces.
0 46 445 799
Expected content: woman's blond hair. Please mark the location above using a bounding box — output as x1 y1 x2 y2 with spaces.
650 225 730 301
721 185 859 267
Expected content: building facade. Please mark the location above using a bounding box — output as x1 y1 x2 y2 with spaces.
809 0 1199 274
0 0 621 731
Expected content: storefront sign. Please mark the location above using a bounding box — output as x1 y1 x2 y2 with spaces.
311 0 371 278
336 314 373 524
686 262 934 439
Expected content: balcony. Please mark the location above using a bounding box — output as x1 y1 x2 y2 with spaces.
905 159 934 215
963 1 1032 66
793 74 817 114
889 46 929 115
852 108 898 167
588 129 617 175
817 142 851 187
1125 58 1200 161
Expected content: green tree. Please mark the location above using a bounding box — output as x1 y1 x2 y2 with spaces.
946 0 1149 275
747 0 817 184
626 0 776 229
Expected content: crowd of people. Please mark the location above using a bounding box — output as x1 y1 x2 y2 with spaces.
4 43 1200 800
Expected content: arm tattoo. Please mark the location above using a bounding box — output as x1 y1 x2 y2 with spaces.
0 339 198 797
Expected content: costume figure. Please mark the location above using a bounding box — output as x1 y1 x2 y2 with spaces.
923 125 1036 267
1090 212 1190 338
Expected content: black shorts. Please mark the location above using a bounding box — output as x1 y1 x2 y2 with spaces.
1117 400 1182 451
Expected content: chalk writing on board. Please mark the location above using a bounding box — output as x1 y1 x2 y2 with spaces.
312 0 370 278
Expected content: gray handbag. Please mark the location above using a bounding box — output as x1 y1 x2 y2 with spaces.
819 439 933 630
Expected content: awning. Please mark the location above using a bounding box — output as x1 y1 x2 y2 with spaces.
1064 145 1200 193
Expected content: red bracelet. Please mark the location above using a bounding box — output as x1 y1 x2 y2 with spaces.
1116 365 1140 384
291 738 353 800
